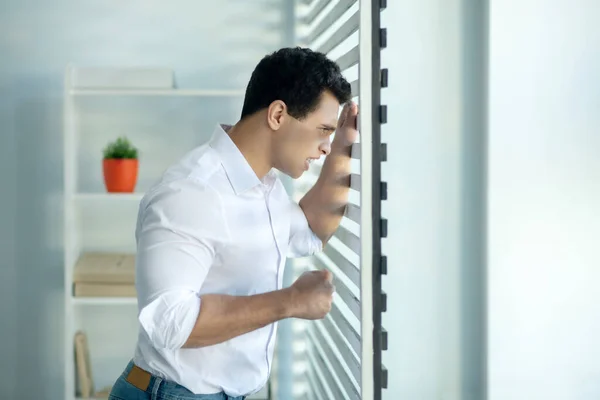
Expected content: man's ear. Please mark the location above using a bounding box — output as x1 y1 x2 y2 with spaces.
266 100 287 131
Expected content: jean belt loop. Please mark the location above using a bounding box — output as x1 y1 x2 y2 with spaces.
150 375 163 400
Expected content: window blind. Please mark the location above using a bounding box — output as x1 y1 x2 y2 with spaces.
294 1 388 399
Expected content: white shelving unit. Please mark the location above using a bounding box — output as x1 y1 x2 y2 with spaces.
75 193 145 202
62 65 254 399
70 297 139 306
70 88 246 97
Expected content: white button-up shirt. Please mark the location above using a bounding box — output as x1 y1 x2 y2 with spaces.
132 124 322 397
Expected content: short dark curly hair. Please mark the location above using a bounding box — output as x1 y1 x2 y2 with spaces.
240 47 352 120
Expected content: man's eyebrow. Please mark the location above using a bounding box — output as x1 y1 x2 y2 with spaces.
320 124 337 131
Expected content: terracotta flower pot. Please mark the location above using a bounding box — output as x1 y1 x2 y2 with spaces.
103 158 138 193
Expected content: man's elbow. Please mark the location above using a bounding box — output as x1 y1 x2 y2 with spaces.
139 317 187 350
181 333 213 349
138 293 201 351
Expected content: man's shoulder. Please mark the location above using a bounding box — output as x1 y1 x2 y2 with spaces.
141 176 220 211
136 175 228 239
166 143 222 182
141 145 225 206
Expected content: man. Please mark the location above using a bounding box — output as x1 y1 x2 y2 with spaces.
109 46 357 400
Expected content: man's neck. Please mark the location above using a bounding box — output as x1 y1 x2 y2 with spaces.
226 117 273 180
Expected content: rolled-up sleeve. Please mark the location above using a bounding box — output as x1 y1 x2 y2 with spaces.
287 199 323 258
135 179 228 350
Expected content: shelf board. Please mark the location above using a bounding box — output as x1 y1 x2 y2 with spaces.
71 296 137 305
76 397 108 400
74 193 145 202
69 88 245 97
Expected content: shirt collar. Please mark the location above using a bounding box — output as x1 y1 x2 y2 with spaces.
209 124 275 195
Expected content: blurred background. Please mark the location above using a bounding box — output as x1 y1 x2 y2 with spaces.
0 0 598 399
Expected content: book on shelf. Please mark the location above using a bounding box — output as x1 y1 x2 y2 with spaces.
74 330 113 398
73 252 137 297
74 331 93 397
73 282 136 297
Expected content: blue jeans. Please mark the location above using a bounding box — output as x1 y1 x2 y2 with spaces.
108 360 247 400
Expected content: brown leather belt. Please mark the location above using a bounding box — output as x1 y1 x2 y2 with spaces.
126 363 152 391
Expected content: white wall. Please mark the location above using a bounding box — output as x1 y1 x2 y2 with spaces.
381 0 487 399
487 1 600 399
0 2 293 398
383 0 600 399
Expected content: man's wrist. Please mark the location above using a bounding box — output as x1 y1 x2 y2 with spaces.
279 287 298 319
330 139 353 156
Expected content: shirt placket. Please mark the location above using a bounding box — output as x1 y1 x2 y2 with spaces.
261 182 282 384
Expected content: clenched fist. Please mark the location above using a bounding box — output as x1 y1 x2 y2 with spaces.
286 270 335 320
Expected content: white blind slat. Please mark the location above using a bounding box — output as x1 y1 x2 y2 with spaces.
316 11 359 55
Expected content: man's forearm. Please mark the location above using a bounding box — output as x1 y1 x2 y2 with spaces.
299 144 352 244
182 289 293 348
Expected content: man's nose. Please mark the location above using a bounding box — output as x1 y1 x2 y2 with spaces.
320 141 331 156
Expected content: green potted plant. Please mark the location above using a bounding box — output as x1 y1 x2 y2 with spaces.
102 136 138 193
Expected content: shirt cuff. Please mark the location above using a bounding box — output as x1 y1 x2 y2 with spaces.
138 291 201 350
288 201 323 257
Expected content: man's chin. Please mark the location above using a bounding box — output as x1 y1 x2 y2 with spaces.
275 168 303 179
289 168 305 180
